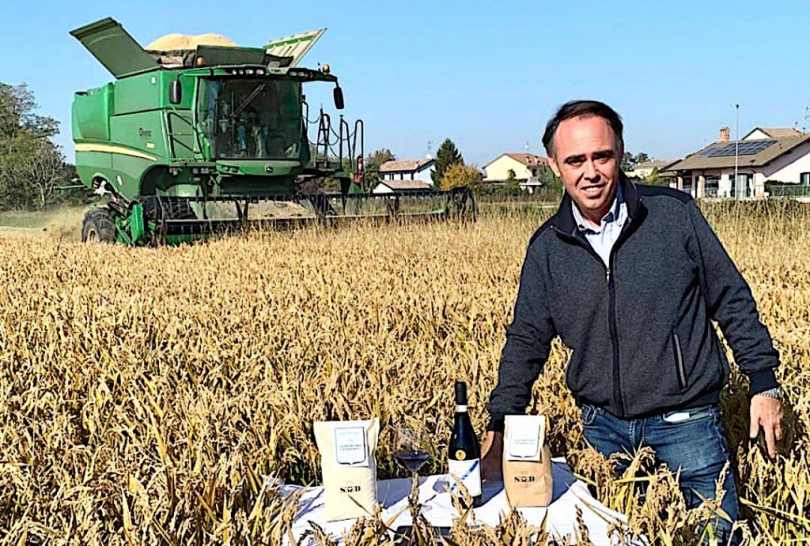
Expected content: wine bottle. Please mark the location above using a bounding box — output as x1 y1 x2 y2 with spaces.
448 381 483 507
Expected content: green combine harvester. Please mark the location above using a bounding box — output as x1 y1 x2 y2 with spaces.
70 18 475 245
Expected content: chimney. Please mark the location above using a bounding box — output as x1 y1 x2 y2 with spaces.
719 126 730 142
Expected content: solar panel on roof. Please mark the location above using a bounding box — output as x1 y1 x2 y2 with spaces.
741 140 776 155
699 140 776 158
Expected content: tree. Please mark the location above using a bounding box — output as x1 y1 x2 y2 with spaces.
504 168 520 193
0 82 72 209
25 143 69 207
621 151 635 172
622 151 652 173
0 83 59 140
645 167 669 187
431 138 463 187
440 163 482 190
363 148 395 187
535 164 562 197
366 148 395 167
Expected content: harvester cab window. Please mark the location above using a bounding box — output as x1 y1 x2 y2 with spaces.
198 78 301 161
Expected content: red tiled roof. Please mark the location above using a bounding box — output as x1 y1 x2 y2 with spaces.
379 158 434 173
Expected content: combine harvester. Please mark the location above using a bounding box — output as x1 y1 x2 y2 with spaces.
70 18 475 245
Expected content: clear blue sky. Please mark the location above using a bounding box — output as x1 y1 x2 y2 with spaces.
2 0 809 166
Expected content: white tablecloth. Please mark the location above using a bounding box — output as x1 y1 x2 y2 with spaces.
281 458 634 545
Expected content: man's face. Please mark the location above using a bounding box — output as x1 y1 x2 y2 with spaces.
547 115 621 224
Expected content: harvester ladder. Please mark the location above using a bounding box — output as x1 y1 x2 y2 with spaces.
314 110 333 169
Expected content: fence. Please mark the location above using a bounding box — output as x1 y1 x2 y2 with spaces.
767 184 810 198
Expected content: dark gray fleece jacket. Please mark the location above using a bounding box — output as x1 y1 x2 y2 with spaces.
488 176 780 431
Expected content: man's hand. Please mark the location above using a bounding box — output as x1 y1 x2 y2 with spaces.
749 394 784 458
481 431 504 482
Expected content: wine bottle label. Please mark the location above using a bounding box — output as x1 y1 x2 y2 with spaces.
505 415 545 462
333 426 369 466
448 458 482 497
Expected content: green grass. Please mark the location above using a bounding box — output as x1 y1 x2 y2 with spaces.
0 206 91 240
0 209 57 229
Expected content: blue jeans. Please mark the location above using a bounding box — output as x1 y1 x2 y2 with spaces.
581 404 739 543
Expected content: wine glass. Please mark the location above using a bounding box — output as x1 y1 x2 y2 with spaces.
394 422 432 512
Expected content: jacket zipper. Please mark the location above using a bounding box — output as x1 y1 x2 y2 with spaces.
606 250 625 418
673 333 687 389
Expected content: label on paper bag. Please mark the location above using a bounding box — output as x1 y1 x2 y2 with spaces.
334 426 368 466
506 415 545 462
503 415 552 507
449 458 482 497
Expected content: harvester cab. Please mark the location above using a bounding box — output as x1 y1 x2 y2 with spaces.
70 18 475 245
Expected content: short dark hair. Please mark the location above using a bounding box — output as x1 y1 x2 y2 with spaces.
542 100 624 158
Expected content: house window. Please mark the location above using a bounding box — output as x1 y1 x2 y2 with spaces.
801 172 810 186
731 173 752 198
682 177 693 195
705 176 720 198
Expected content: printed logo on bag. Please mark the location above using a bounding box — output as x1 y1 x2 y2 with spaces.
506 416 544 462
340 485 362 493
334 426 369 466
455 450 466 460
514 475 536 483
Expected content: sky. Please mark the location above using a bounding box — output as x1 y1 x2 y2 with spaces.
2 0 810 167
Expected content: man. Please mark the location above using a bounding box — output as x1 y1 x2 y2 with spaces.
483 100 783 541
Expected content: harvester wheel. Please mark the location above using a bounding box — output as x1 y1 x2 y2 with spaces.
82 208 117 243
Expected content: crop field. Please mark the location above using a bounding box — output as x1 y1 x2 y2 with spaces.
0 201 808 545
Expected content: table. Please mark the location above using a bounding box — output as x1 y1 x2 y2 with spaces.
281 458 632 545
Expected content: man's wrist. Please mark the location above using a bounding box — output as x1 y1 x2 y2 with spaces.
753 386 783 400
748 369 779 397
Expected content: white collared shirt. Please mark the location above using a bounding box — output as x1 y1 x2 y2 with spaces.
571 186 627 267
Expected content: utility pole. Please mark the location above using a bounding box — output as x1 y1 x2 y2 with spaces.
734 104 739 199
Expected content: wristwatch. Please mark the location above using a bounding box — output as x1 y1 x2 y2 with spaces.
755 387 783 400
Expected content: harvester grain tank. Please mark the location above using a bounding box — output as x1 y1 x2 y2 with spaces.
70 18 475 245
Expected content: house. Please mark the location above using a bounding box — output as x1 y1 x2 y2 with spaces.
628 159 677 180
483 153 549 191
378 157 435 185
372 179 432 194
662 127 810 198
